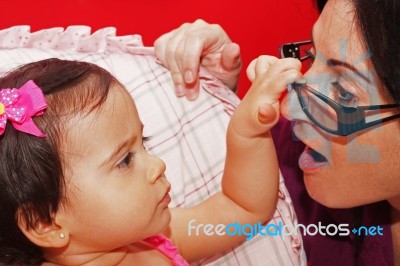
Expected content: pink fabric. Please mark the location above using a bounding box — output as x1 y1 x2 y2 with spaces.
144 234 189 266
0 80 47 137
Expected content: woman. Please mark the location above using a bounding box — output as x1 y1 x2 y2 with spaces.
154 0 400 265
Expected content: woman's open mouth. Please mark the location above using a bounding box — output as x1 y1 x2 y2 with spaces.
299 146 329 172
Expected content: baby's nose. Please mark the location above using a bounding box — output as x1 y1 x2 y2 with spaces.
147 154 167 184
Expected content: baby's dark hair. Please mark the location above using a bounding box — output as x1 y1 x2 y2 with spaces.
0 58 118 265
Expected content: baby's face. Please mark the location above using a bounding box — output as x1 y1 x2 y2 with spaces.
54 84 171 251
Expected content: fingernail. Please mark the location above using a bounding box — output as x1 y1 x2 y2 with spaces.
184 70 194 83
186 89 197 100
175 85 185 96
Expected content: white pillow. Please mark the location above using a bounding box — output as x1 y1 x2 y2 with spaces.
0 25 306 266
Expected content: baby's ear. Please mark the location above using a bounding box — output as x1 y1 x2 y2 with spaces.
16 209 69 248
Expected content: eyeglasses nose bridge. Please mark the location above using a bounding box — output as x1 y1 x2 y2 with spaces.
284 88 311 122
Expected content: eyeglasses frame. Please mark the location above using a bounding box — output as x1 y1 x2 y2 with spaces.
280 40 400 136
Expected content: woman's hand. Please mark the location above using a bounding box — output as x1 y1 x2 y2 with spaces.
154 19 242 100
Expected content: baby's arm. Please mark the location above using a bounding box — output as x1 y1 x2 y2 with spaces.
168 56 302 261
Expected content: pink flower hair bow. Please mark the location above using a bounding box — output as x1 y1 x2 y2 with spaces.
0 80 47 137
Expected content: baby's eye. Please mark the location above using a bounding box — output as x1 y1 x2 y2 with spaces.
117 152 135 169
116 136 151 170
142 136 151 150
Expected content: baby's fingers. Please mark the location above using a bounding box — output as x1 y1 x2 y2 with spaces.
257 58 302 104
258 103 278 128
246 55 279 82
267 58 302 92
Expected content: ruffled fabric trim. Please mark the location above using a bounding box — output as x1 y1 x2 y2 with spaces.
0 25 144 53
0 25 240 114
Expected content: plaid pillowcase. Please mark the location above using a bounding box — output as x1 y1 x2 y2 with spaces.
0 26 306 266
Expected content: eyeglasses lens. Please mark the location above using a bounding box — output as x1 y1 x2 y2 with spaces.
299 85 339 131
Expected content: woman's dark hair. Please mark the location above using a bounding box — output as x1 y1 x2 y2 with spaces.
0 58 118 265
355 0 400 106
317 0 400 105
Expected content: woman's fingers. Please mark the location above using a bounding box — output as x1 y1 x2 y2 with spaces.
154 19 240 100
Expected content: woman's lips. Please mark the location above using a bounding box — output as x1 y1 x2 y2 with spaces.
299 147 329 172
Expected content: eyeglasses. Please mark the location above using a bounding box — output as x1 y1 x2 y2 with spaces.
280 40 313 62
280 40 400 136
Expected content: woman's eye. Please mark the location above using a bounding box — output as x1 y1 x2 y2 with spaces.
117 152 135 169
339 90 353 101
331 82 359 107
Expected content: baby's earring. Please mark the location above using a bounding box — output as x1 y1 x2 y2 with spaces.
59 232 65 239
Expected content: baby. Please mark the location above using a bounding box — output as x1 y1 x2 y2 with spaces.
0 56 300 265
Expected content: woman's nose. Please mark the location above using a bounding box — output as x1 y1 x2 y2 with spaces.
281 89 309 122
146 154 166 183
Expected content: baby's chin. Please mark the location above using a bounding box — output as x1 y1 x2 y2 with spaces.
157 208 173 234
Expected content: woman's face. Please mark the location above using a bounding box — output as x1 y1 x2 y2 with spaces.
281 0 400 208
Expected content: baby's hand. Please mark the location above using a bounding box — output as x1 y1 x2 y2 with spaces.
230 56 302 138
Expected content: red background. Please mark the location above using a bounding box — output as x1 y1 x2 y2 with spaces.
0 0 318 98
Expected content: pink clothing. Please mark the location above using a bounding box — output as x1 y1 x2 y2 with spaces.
144 234 189 266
